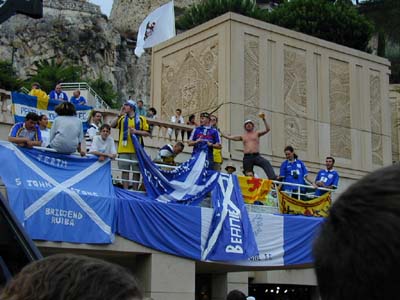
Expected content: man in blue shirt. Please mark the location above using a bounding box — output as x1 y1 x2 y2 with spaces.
314 156 339 196
8 112 42 147
69 90 87 106
188 112 221 170
49 84 68 101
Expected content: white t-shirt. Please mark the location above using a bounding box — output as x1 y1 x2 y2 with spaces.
89 135 116 155
40 128 50 147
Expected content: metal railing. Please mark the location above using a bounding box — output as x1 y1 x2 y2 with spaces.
29 146 335 215
60 82 110 109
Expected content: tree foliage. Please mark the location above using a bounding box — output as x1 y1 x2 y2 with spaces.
88 77 118 108
0 61 22 91
176 0 267 30
26 59 82 93
267 0 374 51
358 0 400 43
177 0 373 52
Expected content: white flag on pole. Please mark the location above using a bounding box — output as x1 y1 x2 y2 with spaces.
134 1 176 58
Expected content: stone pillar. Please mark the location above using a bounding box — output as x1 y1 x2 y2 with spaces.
136 253 196 300
211 272 248 300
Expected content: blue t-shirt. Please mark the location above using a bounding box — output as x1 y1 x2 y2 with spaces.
189 125 220 166
70 95 87 106
315 169 339 196
49 90 68 101
279 159 308 192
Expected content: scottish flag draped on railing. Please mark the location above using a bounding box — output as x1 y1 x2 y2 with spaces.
12 92 92 132
127 135 258 261
132 134 219 205
0 141 115 243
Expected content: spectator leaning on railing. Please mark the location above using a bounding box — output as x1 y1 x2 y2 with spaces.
8 112 42 148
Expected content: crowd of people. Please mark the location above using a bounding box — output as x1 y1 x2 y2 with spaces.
8 88 339 195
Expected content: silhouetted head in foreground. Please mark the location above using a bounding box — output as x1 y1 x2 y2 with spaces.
0 254 142 300
313 164 400 300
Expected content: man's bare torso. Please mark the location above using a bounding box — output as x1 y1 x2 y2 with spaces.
242 130 260 154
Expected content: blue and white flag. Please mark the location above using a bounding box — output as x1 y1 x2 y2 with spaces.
132 134 219 205
202 173 258 261
12 92 92 132
0 141 115 243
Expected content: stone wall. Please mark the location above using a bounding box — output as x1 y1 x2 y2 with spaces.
151 13 392 185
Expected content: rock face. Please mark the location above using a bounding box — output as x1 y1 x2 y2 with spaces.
110 0 200 36
0 0 152 104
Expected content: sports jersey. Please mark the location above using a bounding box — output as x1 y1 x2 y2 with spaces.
315 169 339 196
116 114 149 153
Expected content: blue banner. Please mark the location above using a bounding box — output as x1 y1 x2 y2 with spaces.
116 188 203 259
202 173 258 261
12 92 92 132
132 134 219 205
0 141 115 243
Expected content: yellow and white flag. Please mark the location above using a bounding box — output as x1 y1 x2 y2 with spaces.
134 1 176 57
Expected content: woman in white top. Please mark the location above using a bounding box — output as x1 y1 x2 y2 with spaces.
89 124 117 161
38 114 50 147
167 108 184 141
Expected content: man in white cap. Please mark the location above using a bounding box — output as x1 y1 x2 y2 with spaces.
111 100 150 190
222 112 276 180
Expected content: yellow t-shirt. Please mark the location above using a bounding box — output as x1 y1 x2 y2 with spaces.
213 148 223 164
117 115 149 153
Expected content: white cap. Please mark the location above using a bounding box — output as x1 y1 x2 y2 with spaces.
244 119 254 125
246 297 256 300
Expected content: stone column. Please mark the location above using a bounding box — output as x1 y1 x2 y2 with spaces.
136 252 196 300
211 272 248 300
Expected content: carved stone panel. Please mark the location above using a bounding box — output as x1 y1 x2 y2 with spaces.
160 37 219 121
244 34 260 126
283 46 307 151
329 59 351 159
370 73 383 165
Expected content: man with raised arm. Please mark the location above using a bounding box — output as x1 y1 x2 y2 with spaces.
222 112 276 180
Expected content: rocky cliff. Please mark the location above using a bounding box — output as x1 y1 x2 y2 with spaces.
0 0 154 104
110 0 199 36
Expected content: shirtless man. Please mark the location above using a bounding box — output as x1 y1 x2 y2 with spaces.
222 113 276 179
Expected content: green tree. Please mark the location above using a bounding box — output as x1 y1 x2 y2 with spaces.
26 59 82 93
176 0 267 30
267 0 374 51
0 61 22 91
358 0 400 83
88 77 118 108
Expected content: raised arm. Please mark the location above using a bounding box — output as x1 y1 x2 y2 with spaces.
258 113 270 137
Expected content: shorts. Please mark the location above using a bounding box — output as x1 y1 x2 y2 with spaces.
118 153 139 172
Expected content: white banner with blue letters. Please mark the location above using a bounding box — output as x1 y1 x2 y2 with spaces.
0 141 115 243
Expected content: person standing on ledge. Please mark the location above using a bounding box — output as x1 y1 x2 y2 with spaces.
222 112 276 180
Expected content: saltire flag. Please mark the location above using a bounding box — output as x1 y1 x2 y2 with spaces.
238 175 273 204
134 1 176 57
0 141 116 243
12 92 92 132
131 134 219 205
202 173 258 261
278 190 331 217
0 0 42 24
